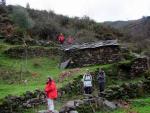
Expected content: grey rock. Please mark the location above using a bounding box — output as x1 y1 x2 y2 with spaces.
38 110 49 113
69 110 78 113
103 100 117 110
38 110 59 113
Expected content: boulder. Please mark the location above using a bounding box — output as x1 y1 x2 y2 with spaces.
69 110 78 113
103 100 117 110
38 110 59 113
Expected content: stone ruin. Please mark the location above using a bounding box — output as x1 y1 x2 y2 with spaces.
60 40 122 68
130 57 149 76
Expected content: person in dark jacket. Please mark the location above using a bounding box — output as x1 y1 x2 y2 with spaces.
97 68 106 92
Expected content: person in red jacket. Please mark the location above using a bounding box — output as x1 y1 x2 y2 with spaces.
58 33 65 44
45 77 58 112
66 35 74 45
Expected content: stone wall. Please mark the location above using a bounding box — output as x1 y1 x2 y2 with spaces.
103 76 150 100
0 90 46 113
130 57 149 76
4 46 61 58
62 45 121 68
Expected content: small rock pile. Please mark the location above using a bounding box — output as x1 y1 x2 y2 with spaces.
59 96 117 113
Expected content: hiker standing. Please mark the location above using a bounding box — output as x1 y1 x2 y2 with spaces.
66 35 74 45
97 68 106 92
82 69 92 94
45 77 58 112
57 33 65 44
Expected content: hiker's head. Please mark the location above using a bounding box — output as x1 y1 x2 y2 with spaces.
47 76 52 83
86 69 90 73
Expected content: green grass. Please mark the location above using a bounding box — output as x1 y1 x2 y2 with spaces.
0 49 103 99
0 52 144 99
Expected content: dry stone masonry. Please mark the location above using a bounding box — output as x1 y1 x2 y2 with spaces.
61 40 122 68
4 46 61 58
130 57 149 76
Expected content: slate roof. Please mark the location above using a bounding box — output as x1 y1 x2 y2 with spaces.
63 40 119 51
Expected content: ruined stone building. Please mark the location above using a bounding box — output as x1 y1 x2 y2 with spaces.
61 40 122 68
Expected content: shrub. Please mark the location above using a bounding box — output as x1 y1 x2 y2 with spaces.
11 6 34 31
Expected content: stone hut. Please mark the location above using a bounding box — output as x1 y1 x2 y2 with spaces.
60 40 121 68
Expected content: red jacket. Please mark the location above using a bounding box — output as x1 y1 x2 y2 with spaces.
67 37 74 44
58 35 65 43
45 80 58 99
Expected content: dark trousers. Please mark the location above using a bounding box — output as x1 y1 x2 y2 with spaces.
84 86 92 94
99 82 105 92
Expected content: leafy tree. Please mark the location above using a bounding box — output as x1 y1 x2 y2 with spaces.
11 6 34 32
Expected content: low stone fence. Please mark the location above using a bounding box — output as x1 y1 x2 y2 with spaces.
4 46 62 58
0 90 45 113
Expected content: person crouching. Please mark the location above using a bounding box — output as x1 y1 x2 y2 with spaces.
45 77 58 112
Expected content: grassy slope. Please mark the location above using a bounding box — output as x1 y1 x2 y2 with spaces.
0 42 102 99
0 42 149 113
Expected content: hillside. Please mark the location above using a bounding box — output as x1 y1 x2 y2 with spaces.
103 17 150 53
0 5 123 45
0 4 150 113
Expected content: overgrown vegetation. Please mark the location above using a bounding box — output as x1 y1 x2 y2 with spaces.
3 5 122 44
